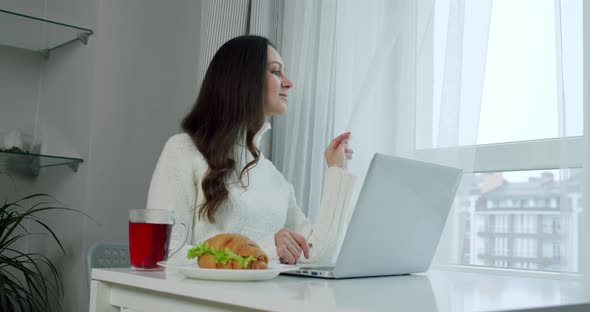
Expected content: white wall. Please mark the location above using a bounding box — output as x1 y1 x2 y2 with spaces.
0 0 44 17
0 46 41 140
0 0 201 310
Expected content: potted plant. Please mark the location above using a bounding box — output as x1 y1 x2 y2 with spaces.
0 176 81 311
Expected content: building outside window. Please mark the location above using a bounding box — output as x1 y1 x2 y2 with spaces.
460 170 581 271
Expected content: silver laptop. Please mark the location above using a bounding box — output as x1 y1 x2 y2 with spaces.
283 153 462 279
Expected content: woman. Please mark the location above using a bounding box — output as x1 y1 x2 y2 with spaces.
147 35 355 265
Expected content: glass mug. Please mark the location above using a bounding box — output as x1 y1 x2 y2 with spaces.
128 209 188 270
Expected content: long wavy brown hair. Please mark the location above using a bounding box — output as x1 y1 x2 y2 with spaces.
181 35 270 223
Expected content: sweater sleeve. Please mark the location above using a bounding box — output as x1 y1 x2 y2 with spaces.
257 234 280 263
286 167 356 265
146 135 197 261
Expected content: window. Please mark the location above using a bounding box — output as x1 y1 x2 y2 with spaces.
514 213 539 234
552 218 562 233
514 238 537 258
542 216 562 234
494 237 508 256
553 242 561 259
420 0 584 273
477 0 583 144
284 0 587 279
493 215 509 233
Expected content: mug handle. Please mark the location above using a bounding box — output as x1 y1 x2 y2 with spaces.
168 222 189 258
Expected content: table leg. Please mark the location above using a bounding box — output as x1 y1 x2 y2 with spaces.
89 280 119 312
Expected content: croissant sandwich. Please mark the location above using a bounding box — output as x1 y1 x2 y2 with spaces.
187 233 269 269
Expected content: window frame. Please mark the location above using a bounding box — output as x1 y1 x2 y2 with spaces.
422 2 589 277
414 137 583 173
419 139 585 277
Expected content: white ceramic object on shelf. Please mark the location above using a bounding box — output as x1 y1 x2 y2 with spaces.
0 130 38 152
3 130 24 151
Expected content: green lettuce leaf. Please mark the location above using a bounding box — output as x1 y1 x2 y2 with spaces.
187 242 258 269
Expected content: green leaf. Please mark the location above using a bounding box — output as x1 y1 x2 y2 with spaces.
187 243 259 269
0 176 87 312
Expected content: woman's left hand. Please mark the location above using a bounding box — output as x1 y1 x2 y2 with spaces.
325 132 354 169
275 228 310 264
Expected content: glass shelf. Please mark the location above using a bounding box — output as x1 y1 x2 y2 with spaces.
0 9 93 58
0 150 83 176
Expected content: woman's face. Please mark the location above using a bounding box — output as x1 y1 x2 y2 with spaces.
263 46 293 116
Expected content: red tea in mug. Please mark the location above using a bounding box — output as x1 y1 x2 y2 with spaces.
128 209 187 270
128 222 172 269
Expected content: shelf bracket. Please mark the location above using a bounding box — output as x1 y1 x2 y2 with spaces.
38 31 93 60
77 32 90 45
67 160 80 172
30 157 40 177
1 9 94 60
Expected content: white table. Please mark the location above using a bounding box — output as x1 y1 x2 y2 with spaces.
90 268 590 312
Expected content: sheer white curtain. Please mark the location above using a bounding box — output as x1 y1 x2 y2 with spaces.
272 0 433 221
427 0 584 272
275 0 586 274
271 0 338 221
553 0 584 274
273 0 486 244
419 0 493 265
329 0 493 265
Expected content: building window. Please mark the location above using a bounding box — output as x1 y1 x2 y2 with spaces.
552 217 561 234
553 242 561 259
493 215 509 233
513 238 537 258
494 237 508 256
542 216 554 234
515 215 537 234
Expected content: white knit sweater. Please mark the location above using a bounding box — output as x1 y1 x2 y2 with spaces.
146 122 356 264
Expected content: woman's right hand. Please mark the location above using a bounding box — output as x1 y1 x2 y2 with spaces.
325 132 354 169
274 228 310 264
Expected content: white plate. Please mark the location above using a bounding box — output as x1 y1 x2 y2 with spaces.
158 260 298 281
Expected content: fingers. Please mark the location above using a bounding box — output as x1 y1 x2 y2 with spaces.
337 140 347 151
289 231 310 259
285 240 302 260
276 228 312 263
277 245 296 264
276 230 302 264
328 132 351 150
345 147 354 160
